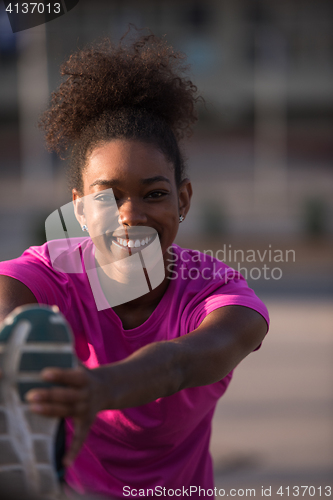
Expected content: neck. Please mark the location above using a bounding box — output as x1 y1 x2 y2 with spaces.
95 248 175 314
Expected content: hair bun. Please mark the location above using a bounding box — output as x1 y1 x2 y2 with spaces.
39 30 201 156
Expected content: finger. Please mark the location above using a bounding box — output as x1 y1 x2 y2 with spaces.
25 386 87 404
28 402 76 417
63 419 91 467
41 367 88 387
26 389 90 418
28 400 89 418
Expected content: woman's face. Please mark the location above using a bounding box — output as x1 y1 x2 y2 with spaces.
73 139 192 268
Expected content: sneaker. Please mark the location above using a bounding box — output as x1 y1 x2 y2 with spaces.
0 305 77 499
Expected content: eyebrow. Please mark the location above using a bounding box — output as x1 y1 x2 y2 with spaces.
141 176 171 185
89 176 171 188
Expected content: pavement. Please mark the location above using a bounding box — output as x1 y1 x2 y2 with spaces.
211 297 333 500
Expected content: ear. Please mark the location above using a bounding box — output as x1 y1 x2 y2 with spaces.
178 178 192 218
72 189 86 228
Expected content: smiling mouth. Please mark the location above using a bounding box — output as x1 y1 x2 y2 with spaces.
111 234 155 250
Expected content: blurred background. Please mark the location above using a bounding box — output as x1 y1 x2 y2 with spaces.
0 0 332 496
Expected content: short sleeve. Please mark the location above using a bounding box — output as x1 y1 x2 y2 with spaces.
0 245 71 313
187 274 270 349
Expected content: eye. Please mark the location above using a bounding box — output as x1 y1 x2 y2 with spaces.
146 191 167 199
94 194 115 203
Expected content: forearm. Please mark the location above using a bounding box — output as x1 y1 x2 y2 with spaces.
95 340 184 410
94 306 267 410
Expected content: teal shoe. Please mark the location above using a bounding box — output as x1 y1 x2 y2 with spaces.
0 305 77 499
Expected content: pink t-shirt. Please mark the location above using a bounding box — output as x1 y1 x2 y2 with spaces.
0 240 269 498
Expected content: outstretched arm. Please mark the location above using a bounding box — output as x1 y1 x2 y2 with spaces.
0 274 267 466
24 304 267 465
99 304 266 406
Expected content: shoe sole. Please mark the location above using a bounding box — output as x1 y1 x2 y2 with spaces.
0 305 77 499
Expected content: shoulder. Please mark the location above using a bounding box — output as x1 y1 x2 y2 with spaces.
167 244 269 333
0 238 92 314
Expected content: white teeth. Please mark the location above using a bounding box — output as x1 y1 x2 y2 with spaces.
116 236 153 248
116 237 128 246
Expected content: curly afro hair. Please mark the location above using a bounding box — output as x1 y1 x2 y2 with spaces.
39 30 202 193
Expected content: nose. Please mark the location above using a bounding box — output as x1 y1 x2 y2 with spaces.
117 199 148 226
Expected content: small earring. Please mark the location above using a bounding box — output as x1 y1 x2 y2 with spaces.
82 224 89 232
179 215 185 223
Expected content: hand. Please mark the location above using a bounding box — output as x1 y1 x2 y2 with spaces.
25 366 106 467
